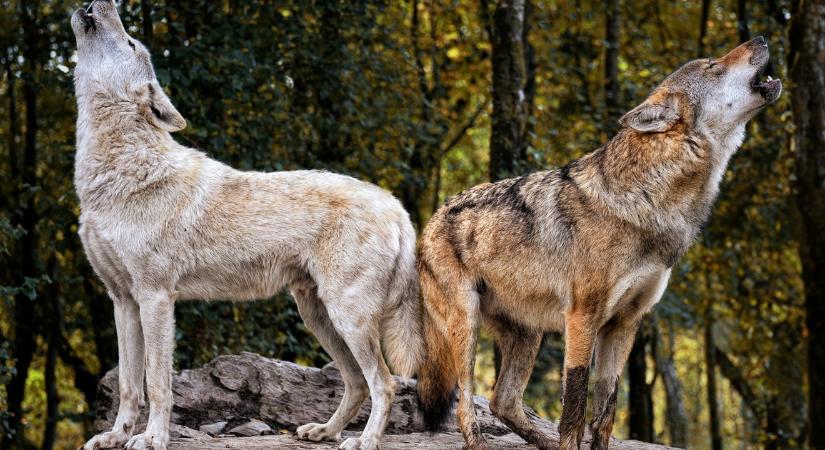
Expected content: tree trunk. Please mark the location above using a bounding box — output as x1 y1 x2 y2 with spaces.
604 0 621 132
403 0 432 229
141 0 153 45
652 319 688 448
42 259 63 450
489 0 529 182
4 2 41 447
737 0 750 42
704 320 722 450
4 52 19 191
42 331 58 450
628 328 654 443
788 1 825 449
697 0 711 57
522 0 536 143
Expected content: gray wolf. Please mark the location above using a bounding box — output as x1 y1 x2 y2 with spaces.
71 2 423 449
416 37 781 450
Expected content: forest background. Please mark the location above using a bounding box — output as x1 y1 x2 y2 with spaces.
1 0 824 449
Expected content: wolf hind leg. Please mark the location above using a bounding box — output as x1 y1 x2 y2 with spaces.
441 283 487 450
318 285 396 450
486 315 554 450
417 260 487 449
292 280 369 443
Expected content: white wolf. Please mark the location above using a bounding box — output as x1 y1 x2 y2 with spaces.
71 2 423 449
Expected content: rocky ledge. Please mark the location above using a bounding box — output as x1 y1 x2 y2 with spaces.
92 352 678 449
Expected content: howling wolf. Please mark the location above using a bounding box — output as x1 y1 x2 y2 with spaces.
416 37 781 450
71 2 423 449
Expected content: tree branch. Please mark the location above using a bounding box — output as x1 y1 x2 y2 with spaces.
713 345 766 423
439 99 489 158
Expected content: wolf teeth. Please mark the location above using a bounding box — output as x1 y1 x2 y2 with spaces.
766 75 773 81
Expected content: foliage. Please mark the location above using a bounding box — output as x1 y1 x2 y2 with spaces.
0 0 810 449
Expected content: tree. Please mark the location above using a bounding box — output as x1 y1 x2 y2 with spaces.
651 320 687 448
486 0 532 182
788 1 825 448
604 0 621 129
3 1 43 446
402 0 490 228
704 314 722 450
628 328 654 443
697 0 711 57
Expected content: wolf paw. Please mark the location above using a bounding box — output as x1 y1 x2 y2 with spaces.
461 436 490 450
81 428 130 450
339 435 379 450
124 430 168 450
296 422 341 442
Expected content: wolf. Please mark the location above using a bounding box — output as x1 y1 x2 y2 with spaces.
71 2 423 449
416 37 781 450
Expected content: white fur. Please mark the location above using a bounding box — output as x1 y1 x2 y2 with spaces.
72 3 423 450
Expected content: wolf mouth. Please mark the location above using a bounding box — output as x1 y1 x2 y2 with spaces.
750 60 782 103
77 7 97 33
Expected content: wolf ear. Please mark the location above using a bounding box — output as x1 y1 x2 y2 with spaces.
137 81 186 132
619 98 681 133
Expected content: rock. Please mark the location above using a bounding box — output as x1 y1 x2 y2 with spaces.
226 419 272 437
92 352 679 449
169 423 211 440
198 421 228 436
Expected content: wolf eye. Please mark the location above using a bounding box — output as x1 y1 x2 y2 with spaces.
706 59 717 68
128 40 136 51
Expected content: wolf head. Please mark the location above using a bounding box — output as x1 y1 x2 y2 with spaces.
620 37 781 137
71 0 185 132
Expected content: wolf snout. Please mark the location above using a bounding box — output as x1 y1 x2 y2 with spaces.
85 0 114 15
73 7 97 33
747 41 770 67
750 36 767 48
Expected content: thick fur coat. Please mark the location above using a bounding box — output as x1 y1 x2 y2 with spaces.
72 2 423 450
416 37 781 450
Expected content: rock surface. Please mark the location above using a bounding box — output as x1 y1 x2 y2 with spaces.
93 352 678 449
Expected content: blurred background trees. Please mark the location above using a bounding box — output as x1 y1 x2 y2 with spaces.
0 0 822 448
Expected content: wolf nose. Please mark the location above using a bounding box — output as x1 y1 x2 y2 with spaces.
753 36 767 47
87 0 113 12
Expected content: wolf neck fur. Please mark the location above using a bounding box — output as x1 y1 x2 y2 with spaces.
574 123 744 247
74 88 180 210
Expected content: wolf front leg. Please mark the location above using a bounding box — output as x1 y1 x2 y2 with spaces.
81 292 145 450
125 288 176 450
590 269 670 449
590 319 640 450
559 309 599 450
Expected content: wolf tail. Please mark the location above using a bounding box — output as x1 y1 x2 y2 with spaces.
415 257 459 431
381 221 425 378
